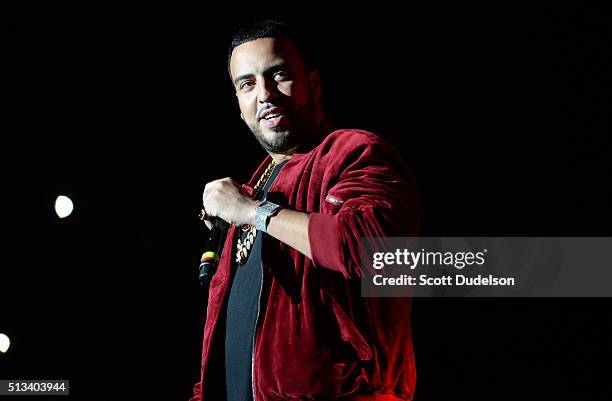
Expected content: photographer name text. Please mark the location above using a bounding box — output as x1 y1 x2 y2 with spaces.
371 249 515 287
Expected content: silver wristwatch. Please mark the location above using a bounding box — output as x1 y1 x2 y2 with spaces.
255 200 281 233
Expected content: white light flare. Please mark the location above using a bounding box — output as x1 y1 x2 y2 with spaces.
0 333 10 353
54 195 74 218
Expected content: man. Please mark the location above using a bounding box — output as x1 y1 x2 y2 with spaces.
190 20 422 401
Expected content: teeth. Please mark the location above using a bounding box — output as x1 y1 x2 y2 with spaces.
264 113 281 120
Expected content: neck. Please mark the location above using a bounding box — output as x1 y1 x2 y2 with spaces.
269 146 298 164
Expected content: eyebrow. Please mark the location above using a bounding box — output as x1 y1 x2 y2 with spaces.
232 63 290 86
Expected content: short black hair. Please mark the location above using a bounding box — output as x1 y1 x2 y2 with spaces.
227 19 316 77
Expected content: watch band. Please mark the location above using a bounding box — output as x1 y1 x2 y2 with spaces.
255 200 281 233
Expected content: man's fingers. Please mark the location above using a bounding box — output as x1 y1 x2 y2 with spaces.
201 177 244 225
198 208 215 230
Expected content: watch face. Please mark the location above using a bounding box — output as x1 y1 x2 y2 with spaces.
255 212 267 232
260 201 280 215
255 202 281 232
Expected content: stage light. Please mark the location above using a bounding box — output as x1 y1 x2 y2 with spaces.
0 333 10 353
54 195 74 218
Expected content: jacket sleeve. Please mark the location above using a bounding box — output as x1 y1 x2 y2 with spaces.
307 133 422 279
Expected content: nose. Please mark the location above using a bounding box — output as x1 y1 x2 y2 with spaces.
257 78 277 103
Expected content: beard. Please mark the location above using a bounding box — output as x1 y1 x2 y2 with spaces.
247 91 318 153
249 123 302 153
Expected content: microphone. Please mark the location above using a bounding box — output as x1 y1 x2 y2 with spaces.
198 215 229 286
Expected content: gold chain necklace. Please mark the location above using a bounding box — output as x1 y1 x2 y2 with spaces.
235 160 276 265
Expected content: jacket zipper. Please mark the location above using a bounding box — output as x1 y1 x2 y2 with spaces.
251 260 264 401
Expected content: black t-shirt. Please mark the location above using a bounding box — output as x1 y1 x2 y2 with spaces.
224 161 285 401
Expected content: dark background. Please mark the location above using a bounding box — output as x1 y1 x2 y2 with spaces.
2 1 611 400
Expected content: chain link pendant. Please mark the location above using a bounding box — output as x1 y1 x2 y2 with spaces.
236 226 257 265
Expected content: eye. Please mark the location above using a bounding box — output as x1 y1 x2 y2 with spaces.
274 71 289 80
239 81 255 90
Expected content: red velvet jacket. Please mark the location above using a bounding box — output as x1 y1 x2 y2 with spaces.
190 129 422 401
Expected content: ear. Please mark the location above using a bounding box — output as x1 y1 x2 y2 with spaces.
309 70 322 99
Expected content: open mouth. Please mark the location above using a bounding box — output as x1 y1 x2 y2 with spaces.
260 111 287 128
262 113 283 120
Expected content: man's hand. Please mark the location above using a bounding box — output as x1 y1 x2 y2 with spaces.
202 177 258 228
202 177 312 260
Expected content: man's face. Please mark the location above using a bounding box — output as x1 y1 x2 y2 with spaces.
229 37 320 153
